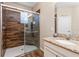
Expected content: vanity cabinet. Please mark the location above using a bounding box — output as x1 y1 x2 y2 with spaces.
44 47 56 57
44 40 79 57
44 46 63 57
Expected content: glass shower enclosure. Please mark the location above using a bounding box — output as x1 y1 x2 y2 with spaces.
2 6 40 57
20 12 40 53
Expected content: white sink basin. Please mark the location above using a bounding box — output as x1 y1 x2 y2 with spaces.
47 37 54 39
69 40 79 44
55 40 77 46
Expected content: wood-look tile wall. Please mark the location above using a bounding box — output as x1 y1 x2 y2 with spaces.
3 9 24 48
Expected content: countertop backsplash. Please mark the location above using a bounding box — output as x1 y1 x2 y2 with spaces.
56 34 79 41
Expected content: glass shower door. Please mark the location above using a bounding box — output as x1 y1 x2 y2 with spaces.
23 12 40 53
20 11 40 53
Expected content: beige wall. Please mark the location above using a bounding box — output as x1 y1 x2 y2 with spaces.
33 2 55 50
72 6 79 34
57 6 73 17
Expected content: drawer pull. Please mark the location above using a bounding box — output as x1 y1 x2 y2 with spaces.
56 55 59 57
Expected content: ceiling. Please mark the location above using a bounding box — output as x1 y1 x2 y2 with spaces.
56 2 79 7
16 2 38 7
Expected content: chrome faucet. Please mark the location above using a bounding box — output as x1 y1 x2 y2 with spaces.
66 34 71 40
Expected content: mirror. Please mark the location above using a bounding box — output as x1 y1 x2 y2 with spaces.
56 2 79 37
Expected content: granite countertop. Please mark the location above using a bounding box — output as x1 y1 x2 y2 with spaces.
43 37 79 54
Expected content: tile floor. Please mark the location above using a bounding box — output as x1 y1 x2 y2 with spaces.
4 45 38 57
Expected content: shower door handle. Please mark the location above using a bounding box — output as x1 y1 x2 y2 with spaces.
31 31 38 33
26 31 38 33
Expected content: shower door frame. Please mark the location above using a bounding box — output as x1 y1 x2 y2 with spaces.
1 4 39 14
1 4 40 57
0 4 3 57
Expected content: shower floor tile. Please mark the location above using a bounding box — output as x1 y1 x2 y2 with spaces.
4 45 38 57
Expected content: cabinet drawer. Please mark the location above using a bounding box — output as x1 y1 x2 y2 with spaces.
44 41 79 57
44 46 63 57
44 46 56 57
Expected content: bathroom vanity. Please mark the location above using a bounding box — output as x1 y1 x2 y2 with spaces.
43 37 79 57
43 2 79 57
